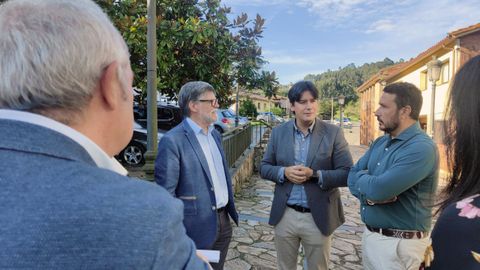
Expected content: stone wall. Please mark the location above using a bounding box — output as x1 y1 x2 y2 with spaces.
230 128 271 193
229 147 255 193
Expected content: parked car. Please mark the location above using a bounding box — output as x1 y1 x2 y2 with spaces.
115 121 166 166
274 115 286 123
256 112 284 124
134 102 183 131
214 109 236 133
118 102 181 167
227 109 249 125
256 112 272 122
334 117 353 128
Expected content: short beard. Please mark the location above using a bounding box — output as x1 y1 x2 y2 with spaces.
202 111 216 126
379 112 400 134
381 122 399 134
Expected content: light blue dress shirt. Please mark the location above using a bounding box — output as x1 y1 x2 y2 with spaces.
277 120 323 209
186 118 228 208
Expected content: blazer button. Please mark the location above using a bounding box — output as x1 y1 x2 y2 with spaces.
210 187 214 192
211 206 216 211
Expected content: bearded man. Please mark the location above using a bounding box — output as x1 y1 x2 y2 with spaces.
348 82 439 270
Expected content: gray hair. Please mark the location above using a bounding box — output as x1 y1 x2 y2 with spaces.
0 0 130 115
178 81 215 117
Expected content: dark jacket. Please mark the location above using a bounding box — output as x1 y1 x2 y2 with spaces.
261 119 353 236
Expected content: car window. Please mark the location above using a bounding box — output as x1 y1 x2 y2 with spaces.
158 108 173 120
224 110 234 117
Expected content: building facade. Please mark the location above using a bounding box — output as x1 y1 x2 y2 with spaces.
229 91 290 115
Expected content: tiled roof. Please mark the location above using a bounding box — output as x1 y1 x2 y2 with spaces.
384 22 480 81
449 22 480 37
238 92 288 102
356 62 407 93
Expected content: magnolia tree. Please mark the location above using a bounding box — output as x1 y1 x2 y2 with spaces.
95 0 273 106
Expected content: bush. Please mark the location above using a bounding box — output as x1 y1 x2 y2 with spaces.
270 106 284 116
239 97 258 118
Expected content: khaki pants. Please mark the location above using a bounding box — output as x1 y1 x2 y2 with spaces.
362 228 430 270
274 207 331 270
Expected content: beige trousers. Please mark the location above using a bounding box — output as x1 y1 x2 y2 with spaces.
274 207 331 270
362 228 430 270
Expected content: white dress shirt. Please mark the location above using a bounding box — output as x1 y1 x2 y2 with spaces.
186 117 228 208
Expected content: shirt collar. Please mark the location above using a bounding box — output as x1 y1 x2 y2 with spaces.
186 117 212 135
391 122 422 141
0 109 127 176
294 119 315 135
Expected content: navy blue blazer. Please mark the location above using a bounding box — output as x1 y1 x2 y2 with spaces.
155 120 238 249
0 119 208 269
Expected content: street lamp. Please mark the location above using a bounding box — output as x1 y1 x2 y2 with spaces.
338 94 345 128
427 57 442 139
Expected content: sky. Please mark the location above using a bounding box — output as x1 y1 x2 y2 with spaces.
222 0 480 84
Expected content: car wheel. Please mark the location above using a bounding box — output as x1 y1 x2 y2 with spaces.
214 125 224 134
121 142 145 167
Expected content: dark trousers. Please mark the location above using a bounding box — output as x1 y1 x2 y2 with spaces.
209 209 232 270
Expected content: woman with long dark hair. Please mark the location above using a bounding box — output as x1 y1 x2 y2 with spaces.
424 55 480 269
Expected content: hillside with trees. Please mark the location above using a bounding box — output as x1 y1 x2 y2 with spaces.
303 57 398 120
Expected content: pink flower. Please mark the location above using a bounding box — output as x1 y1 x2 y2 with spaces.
456 195 480 219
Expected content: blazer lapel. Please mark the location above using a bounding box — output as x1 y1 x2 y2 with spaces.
281 121 296 165
182 121 214 186
306 119 326 167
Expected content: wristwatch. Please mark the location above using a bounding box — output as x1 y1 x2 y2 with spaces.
310 170 319 181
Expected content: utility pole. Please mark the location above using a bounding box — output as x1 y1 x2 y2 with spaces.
143 0 158 180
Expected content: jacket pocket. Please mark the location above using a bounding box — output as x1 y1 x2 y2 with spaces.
179 196 197 215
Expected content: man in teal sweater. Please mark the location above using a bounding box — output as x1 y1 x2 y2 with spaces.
348 82 439 270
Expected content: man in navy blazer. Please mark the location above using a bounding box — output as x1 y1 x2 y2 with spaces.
155 81 238 270
0 1 209 269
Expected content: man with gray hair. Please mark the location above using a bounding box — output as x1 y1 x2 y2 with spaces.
155 81 238 270
0 0 209 268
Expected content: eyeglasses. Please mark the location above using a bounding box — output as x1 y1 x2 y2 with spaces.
197 99 218 107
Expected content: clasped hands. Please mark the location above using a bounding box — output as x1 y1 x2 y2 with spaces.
284 165 314 184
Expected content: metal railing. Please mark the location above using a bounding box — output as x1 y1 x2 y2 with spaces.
250 120 272 146
221 124 253 168
221 119 278 168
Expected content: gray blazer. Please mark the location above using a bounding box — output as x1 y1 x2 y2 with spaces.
261 119 353 236
0 119 208 269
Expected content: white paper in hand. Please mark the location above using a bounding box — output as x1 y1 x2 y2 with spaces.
197 249 220 263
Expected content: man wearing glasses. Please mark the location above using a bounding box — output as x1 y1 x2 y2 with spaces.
155 81 238 270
